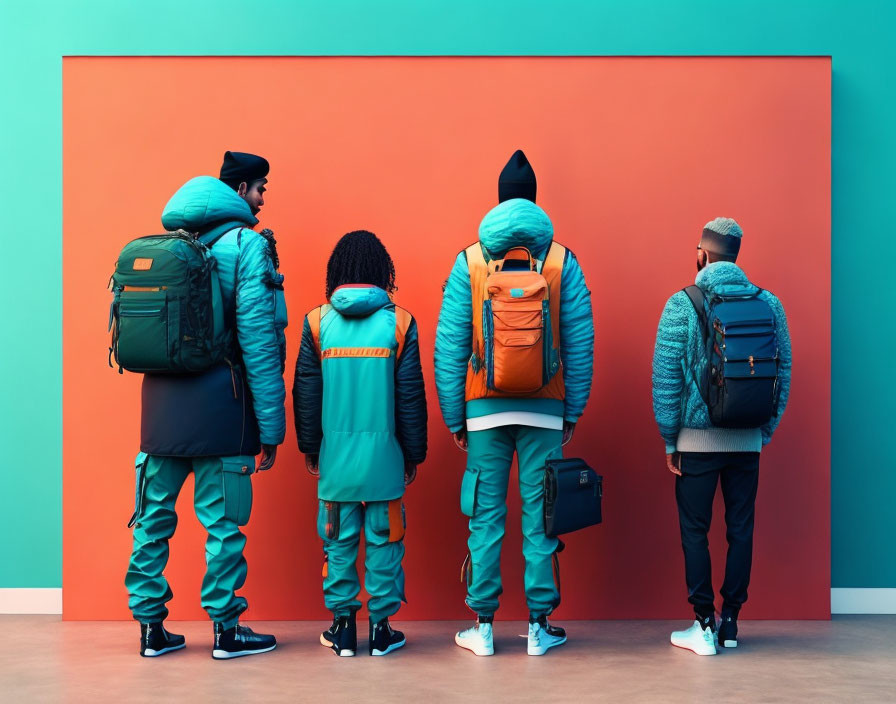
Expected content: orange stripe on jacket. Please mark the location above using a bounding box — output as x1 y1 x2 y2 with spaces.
321 347 393 359
394 306 412 359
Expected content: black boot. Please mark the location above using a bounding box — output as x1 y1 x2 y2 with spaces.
139 621 185 657
212 622 277 660
320 612 358 657
369 617 405 656
718 613 738 648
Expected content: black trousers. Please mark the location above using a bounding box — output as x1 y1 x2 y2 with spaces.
675 452 760 618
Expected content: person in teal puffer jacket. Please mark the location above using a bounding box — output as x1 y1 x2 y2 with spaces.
125 154 286 660
294 230 427 657
652 217 792 656
435 150 594 657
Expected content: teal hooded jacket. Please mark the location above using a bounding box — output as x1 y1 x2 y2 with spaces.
434 198 595 432
144 176 287 449
293 286 427 502
651 261 792 454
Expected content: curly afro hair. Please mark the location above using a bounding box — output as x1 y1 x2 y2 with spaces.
325 230 397 299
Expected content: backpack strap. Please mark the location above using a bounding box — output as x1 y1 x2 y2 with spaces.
683 285 708 344
394 305 413 360
307 303 332 358
465 243 489 366
542 242 567 353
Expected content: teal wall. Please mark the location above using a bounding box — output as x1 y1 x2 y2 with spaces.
0 0 891 589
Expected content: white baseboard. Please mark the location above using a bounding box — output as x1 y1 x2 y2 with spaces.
0 588 62 614
0 587 893 616
831 588 896 614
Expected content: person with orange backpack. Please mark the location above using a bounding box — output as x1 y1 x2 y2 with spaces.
434 150 594 656
293 230 427 657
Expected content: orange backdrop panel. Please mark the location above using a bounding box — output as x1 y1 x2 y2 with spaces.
63 57 830 620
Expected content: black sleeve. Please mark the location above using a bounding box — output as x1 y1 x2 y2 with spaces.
394 317 428 465
293 317 323 454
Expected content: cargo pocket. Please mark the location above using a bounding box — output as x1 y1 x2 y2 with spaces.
387 499 406 543
366 501 401 543
317 500 341 541
460 467 480 517
221 456 255 526
127 452 149 528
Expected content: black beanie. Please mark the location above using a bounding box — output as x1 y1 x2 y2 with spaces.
498 149 537 203
219 151 269 189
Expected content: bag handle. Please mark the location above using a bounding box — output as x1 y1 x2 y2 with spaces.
489 246 535 274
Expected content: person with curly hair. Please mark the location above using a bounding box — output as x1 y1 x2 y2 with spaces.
293 230 427 657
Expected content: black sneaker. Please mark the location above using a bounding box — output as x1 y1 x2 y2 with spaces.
140 621 185 657
320 613 357 657
369 617 405 656
212 622 277 659
718 614 738 648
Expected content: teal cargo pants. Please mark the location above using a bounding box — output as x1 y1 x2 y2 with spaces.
125 452 255 629
461 425 563 618
317 500 406 623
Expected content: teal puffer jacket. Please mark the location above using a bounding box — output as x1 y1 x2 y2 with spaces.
293 286 427 502
158 176 287 446
434 198 595 431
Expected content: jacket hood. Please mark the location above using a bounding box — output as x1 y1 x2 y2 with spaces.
329 285 392 317
478 198 553 259
161 176 258 232
695 261 758 297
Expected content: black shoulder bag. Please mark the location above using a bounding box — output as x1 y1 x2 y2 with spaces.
543 458 603 538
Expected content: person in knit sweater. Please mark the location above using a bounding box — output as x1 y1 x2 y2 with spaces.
652 217 792 655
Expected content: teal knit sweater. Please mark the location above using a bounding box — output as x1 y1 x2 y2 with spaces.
651 262 792 454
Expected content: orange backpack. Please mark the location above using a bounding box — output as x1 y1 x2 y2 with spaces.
465 242 566 400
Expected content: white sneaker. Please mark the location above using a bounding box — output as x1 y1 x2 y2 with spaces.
455 621 494 656
670 620 717 656
527 618 567 656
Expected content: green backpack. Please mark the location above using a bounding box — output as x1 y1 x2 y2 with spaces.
108 230 231 373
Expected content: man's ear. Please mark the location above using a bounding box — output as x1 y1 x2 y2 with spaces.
696 248 708 272
237 182 248 197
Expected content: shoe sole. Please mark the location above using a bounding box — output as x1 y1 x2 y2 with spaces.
320 633 355 656
454 633 494 656
212 644 277 660
141 643 185 657
721 639 738 648
670 637 716 656
527 635 567 656
370 638 406 656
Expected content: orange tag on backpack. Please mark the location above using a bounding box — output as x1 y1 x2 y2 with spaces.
132 258 153 271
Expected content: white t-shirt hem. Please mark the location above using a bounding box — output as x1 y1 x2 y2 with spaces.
466 412 563 432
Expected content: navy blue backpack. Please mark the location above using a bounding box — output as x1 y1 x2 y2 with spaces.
684 285 780 429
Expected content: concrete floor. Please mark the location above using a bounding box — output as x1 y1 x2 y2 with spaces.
1 616 894 703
